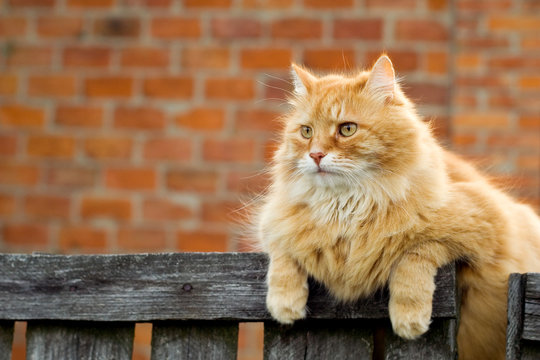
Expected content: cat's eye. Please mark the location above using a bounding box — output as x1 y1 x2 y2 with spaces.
301 126 313 139
339 123 357 137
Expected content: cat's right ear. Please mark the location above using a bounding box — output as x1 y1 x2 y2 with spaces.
291 64 316 96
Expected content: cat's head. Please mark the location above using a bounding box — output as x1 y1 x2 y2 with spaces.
275 55 428 193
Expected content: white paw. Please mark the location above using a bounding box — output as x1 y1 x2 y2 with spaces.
266 285 308 324
389 298 431 340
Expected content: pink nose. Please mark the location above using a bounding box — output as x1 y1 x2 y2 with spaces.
309 152 326 166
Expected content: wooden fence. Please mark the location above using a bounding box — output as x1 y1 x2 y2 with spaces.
0 252 459 359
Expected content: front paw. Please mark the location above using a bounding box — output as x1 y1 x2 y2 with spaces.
389 297 431 339
266 284 308 324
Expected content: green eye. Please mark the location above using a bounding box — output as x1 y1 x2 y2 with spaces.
339 123 357 137
301 126 313 139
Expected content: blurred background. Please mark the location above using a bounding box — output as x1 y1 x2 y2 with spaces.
0 0 538 359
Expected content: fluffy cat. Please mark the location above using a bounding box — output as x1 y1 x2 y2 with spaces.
257 54 540 360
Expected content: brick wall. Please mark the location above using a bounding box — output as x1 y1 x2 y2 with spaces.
0 0 538 359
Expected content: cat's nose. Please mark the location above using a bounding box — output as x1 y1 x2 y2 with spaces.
309 152 326 166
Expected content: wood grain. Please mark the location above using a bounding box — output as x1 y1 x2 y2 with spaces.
151 321 238 360
507 273 526 359
26 321 134 360
0 321 13 360
0 253 458 322
523 274 540 342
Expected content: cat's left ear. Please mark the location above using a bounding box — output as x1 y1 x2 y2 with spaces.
365 55 396 101
291 64 316 96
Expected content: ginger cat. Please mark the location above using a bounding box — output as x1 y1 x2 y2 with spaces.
257 55 540 359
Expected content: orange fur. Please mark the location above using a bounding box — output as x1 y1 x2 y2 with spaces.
257 55 540 359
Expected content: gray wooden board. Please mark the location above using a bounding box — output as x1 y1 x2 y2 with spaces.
507 273 526 359
383 318 457 360
0 253 457 321
0 321 13 360
151 321 238 360
523 274 540 342
264 320 373 360
26 321 134 360
521 341 540 360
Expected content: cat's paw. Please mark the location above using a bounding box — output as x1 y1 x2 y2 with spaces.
266 285 308 324
389 297 431 340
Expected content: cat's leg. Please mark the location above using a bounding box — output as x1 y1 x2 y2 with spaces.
388 241 451 339
266 253 309 324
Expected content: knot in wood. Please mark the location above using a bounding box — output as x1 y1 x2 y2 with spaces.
182 283 193 292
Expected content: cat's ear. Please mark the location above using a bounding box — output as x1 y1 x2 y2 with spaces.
291 63 316 96
365 55 395 101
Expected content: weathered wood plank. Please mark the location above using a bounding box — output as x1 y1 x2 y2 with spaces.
521 340 540 360
151 321 238 360
523 274 540 342
0 321 13 360
506 273 526 359
384 319 457 360
0 253 458 322
264 320 373 360
26 321 134 360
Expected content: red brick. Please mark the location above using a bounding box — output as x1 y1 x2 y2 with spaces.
3 224 48 246
489 16 540 31
0 17 27 37
205 78 254 100
426 52 448 74
6 46 52 67
175 108 225 131
227 171 270 193
0 74 17 95
114 107 166 130
203 139 256 163
177 230 228 252
241 48 292 69
8 0 54 6
0 163 39 186
94 17 140 38
242 0 293 7
128 0 171 6
365 0 415 8
519 115 540 129
184 0 231 7
452 133 477 147
263 78 293 103
201 200 242 224
120 47 169 68
117 227 166 251
518 155 540 171
142 198 193 221
454 112 510 129
84 137 133 159
366 50 418 71
0 194 15 216
457 0 510 11
143 77 193 99
333 19 383 40
0 134 17 156
81 197 132 220
105 167 156 190
27 135 75 158
235 109 281 133
395 20 448 41
487 134 540 149
151 17 200 38
304 0 352 7
522 36 540 50
63 46 111 68
67 0 113 6
143 138 192 161
272 18 322 39
59 226 107 252
37 17 83 37
211 18 261 39
489 94 515 108
458 35 509 49
85 76 133 98
182 47 230 69
28 75 77 97
457 75 506 88
24 195 71 219
0 105 44 128
406 83 449 105
303 48 355 70
56 105 103 128
166 169 219 193
46 167 96 188
520 76 540 90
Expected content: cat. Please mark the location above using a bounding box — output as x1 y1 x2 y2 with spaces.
257 54 540 360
